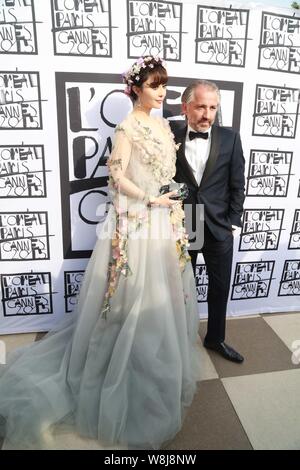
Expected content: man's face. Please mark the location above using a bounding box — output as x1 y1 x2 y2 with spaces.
182 85 219 131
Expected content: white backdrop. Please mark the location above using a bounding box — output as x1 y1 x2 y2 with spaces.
0 0 299 334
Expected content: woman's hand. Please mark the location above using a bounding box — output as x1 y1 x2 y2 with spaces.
150 190 179 208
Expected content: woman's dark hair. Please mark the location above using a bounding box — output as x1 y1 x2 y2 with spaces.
123 56 168 102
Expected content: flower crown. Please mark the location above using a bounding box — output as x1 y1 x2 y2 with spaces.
122 56 166 96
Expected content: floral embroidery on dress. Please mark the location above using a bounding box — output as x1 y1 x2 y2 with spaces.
170 203 191 272
107 126 127 192
101 211 132 319
101 208 149 319
127 208 149 233
108 118 179 190
107 157 122 191
130 117 177 186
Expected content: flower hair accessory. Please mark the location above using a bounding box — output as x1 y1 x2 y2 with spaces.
122 56 166 96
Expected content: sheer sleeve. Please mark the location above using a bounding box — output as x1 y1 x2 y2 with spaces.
107 125 148 202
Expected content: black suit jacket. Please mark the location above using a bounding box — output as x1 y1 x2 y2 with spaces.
173 124 245 242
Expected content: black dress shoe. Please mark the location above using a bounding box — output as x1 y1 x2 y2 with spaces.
204 340 244 363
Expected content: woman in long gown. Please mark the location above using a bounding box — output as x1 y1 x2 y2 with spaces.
0 56 201 450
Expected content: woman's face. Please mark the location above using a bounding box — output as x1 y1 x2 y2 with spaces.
136 75 167 110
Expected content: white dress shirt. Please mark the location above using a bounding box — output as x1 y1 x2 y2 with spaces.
185 125 212 186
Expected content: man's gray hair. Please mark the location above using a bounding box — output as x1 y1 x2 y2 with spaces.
181 80 220 104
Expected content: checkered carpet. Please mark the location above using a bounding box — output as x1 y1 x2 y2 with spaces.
1 312 300 450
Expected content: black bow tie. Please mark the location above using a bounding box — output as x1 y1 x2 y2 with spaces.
189 130 209 141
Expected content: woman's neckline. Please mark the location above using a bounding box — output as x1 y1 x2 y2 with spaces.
130 111 161 124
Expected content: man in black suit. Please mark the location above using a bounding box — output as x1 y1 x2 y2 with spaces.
174 80 245 363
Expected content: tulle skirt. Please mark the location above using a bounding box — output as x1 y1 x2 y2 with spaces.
0 205 201 449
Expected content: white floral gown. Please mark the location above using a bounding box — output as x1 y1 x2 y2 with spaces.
0 114 201 450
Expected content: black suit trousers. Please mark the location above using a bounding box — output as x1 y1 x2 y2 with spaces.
189 223 233 343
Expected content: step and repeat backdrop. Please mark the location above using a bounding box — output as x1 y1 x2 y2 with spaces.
0 0 299 333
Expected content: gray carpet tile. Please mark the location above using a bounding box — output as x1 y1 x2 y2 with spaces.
199 317 300 378
35 332 48 341
165 379 252 450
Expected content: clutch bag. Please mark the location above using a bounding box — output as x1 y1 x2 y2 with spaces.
159 182 189 200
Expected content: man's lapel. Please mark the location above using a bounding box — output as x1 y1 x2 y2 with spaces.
176 126 198 188
199 124 220 189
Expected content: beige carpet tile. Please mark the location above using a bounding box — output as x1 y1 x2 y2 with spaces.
165 379 252 450
263 313 300 361
261 311 300 318
199 317 299 378
0 333 37 355
222 369 300 450
197 340 219 381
